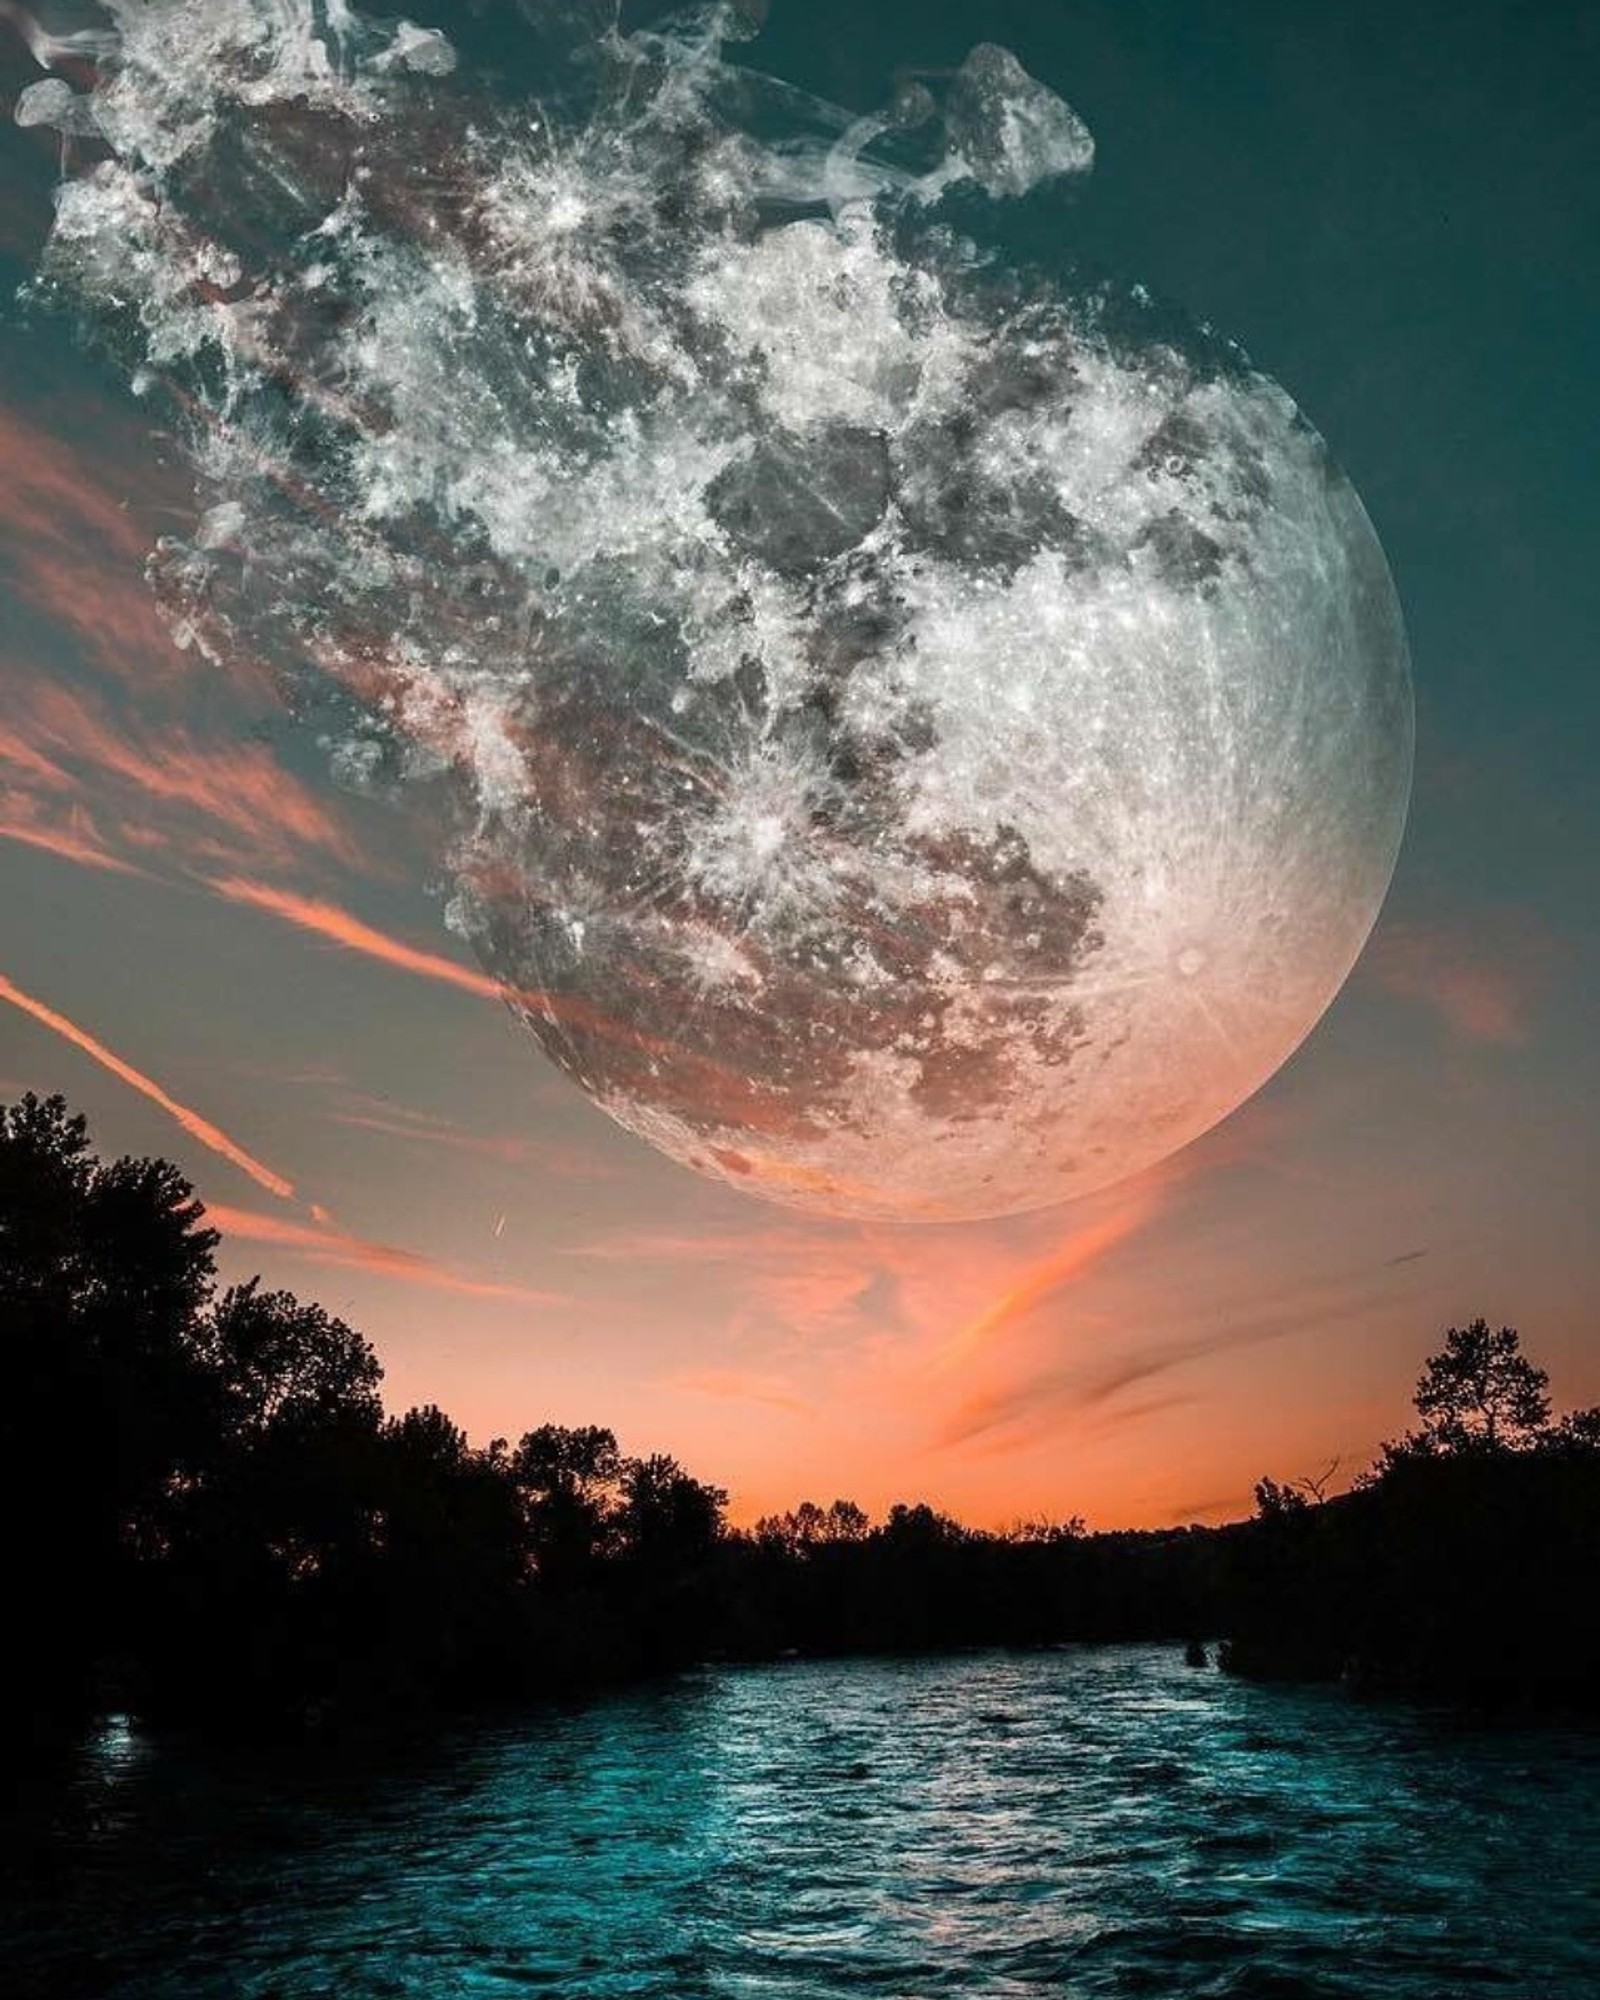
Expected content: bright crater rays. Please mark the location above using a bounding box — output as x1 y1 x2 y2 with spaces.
18 0 1413 1220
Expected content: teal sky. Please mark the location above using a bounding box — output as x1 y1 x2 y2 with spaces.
1 0 1595 1529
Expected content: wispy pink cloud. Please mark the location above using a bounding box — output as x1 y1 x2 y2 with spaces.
1368 912 1554 1046
0 968 296 1199
205 880 767 1117
327 1094 618 1182
2 669 368 881
206 878 501 998
206 1202 567 1306
0 802 147 876
0 404 386 886
564 1228 812 1263
934 1183 1170 1376
570 1217 917 1356
940 1275 1385 1453
0 406 158 570
671 1368 811 1417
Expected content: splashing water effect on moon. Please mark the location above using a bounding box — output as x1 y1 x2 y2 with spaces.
14 0 1412 1220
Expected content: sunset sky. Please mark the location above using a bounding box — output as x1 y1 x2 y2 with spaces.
2 0 1595 1532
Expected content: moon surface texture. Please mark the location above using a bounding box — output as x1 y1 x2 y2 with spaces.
21 2 1413 1220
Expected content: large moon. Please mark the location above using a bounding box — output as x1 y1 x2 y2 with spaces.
23 7 1412 1219
455 272 1413 1220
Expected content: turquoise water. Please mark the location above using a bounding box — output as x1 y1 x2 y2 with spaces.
6 1648 1599 1997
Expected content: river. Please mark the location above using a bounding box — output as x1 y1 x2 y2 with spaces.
6 1647 1599 1997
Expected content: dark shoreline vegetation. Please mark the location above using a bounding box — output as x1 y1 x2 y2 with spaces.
7 1091 1599 1740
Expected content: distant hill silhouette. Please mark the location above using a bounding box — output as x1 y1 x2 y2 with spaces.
6 1092 1597 1735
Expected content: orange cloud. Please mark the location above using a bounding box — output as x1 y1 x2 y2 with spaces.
0 968 296 1199
0 405 384 885
2 663 370 884
934 1180 1171 1376
942 1272 1386 1454
205 1202 566 1306
207 877 779 1122
1368 913 1554 1046
0 407 215 704
8 679 363 871
671 1368 811 1416
0 720 76 791
0 407 157 571
565 1228 813 1263
206 878 502 999
326 1095 618 1181
568 1218 912 1354
0 803 147 876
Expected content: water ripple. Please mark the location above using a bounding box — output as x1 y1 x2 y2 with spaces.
5 1648 1600 1998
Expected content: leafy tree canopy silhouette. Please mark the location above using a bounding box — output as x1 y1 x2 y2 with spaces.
753 1498 871 1553
3 1094 219 1545
197 1279 384 1439
1385 1318 1552 1461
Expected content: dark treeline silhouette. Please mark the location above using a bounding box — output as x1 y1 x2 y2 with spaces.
1224 1319 1600 1707
3 1093 729 1731
8 1093 1599 1733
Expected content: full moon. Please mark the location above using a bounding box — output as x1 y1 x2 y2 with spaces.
455 268 1413 1220
22 5 1412 1219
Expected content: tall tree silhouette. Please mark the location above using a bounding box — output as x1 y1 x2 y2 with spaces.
1389 1319 1551 1458
195 1280 384 1438
3 1094 219 1711
617 1453 727 1569
512 1423 623 1587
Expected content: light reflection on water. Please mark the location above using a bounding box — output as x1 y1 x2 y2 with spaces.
6 1647 1600 1997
